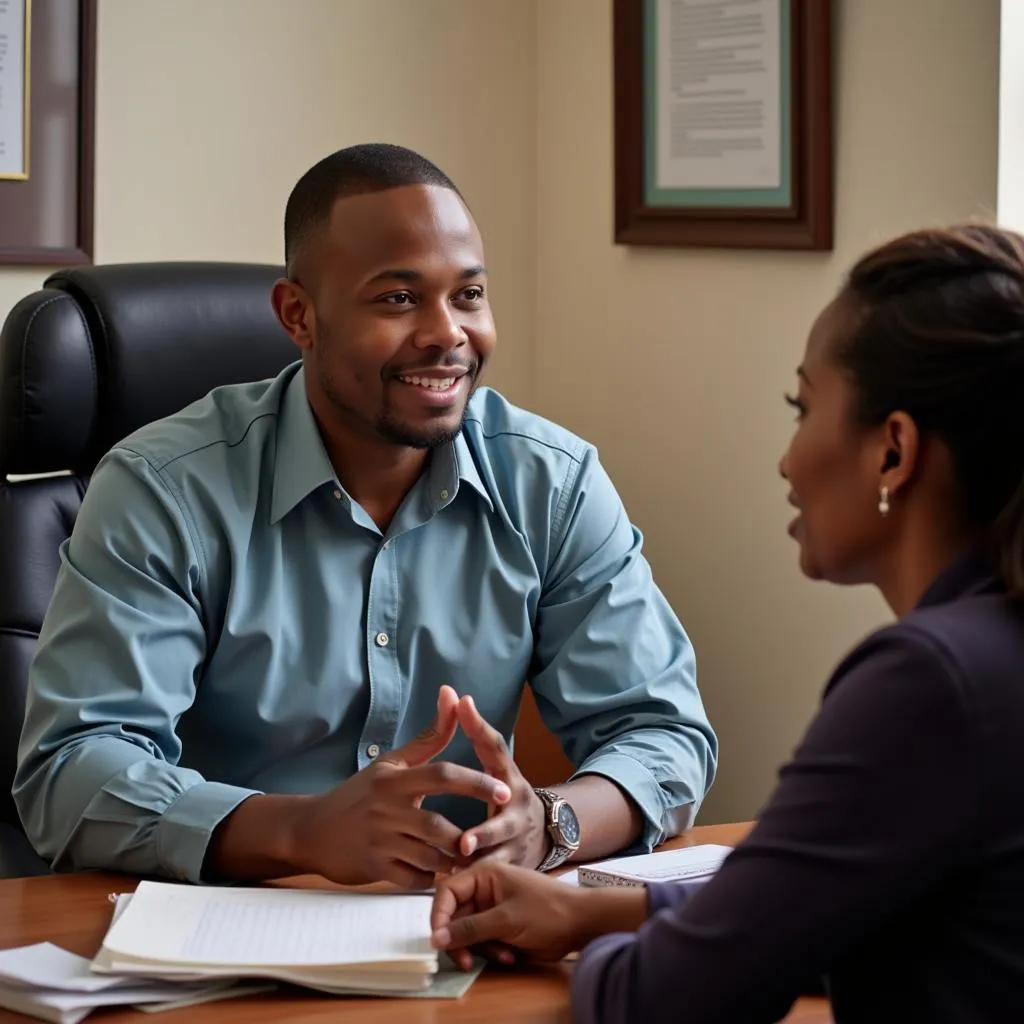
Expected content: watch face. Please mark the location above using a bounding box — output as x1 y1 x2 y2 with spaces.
557 801 581 846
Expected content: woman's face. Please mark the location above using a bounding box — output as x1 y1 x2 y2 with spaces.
779 300 894 585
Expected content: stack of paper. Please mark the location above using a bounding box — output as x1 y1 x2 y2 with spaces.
0 943 269 1024
573 843 733 889
0 882 482 1023
92 882 451 995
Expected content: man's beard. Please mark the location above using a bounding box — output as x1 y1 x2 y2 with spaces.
374 401 470 450
315 360 475 450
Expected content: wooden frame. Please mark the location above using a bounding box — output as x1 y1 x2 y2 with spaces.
613 0 833 251
0 0 96 265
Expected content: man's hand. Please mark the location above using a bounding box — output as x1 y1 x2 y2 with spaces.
454 696 549 869
286 686 511 888
431 861 649 970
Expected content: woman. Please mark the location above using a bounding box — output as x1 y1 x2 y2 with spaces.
430 224 1024 1023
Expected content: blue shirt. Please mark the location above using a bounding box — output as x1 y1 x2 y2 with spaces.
14 363 716 882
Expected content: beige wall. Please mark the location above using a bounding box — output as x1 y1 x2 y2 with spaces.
0 0 537 403
0 0 1001 823
535 0 1000 823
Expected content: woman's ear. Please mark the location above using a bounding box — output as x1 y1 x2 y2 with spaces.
880 412 919 496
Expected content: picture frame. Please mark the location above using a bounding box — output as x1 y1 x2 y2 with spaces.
613 0 833 251
0 0 96 266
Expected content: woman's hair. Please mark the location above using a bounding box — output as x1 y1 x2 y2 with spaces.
835 223 1024 595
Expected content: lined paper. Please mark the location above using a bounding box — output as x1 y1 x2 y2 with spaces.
101 883 435 968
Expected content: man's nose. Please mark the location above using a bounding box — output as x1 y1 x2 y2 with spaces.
414 301 465 351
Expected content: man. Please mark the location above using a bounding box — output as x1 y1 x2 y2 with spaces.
13 144 717 888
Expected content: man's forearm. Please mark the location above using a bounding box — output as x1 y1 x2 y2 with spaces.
204 793 313 881
551 775 644 862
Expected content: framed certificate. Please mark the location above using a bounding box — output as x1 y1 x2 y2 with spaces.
0 0 30 181
613 0 833 250
0 0 96 265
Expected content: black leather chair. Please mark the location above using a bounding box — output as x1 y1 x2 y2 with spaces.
0 262 297 877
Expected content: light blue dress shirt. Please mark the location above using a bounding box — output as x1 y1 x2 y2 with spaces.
14 363 717 882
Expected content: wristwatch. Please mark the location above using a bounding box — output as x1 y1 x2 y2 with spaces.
533 787 581 872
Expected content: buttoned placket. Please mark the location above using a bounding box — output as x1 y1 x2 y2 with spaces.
359 533 402 768
348 467 460 769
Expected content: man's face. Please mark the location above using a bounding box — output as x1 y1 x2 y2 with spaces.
279 184 496 449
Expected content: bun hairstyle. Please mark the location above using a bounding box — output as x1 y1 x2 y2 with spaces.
834 224 1024 596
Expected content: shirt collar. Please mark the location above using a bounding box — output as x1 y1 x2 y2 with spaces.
449 429 494 511
270 366 337 525
413 429 494 517
271 369 494 524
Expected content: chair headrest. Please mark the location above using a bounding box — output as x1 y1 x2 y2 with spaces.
0 262 299 475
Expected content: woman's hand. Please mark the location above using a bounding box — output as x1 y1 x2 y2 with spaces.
430 861 649 969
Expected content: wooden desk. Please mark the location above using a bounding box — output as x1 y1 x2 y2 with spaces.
0 823 832 1023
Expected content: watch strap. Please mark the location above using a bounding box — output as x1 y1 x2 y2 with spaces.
534 787 576 872
537 844 571 872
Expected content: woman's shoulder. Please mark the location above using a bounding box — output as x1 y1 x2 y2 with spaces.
826 590 1024 719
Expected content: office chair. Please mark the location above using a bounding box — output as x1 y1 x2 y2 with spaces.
0 262 296 877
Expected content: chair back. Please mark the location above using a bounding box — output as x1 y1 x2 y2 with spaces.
0 262 296 874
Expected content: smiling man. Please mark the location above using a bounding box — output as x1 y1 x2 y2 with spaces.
14 144 717 887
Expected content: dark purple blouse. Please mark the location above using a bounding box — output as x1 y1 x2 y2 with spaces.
572 552 1024 1023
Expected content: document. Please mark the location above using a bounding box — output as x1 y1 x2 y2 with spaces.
0 943 258 1024
0 0 28 179
655 0 782 190
0 884 482 1023
92 883 483 998
101 883 435 969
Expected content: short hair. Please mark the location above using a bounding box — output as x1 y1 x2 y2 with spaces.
834 223 1024 595
283 143 461 275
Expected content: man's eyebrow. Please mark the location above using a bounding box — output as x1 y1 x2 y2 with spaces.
797 366 813 387
366 265 487 285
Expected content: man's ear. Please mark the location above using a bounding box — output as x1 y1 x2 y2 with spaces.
271 278 315 352
880 411 919 496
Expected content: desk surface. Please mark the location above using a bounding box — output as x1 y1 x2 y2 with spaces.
0 822 832 1023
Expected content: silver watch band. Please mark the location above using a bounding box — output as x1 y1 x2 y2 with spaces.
537 841 572 872
534 787 575 872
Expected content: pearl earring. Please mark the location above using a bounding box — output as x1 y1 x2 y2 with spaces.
878 486 890 517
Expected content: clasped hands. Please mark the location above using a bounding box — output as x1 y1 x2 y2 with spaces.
288 685 550 890
288 684 638 970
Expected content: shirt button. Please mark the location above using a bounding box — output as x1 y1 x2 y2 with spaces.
374 631 390 647
367 743 380 758
439 488 449 501
381 540 390 550
332 489 342 500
